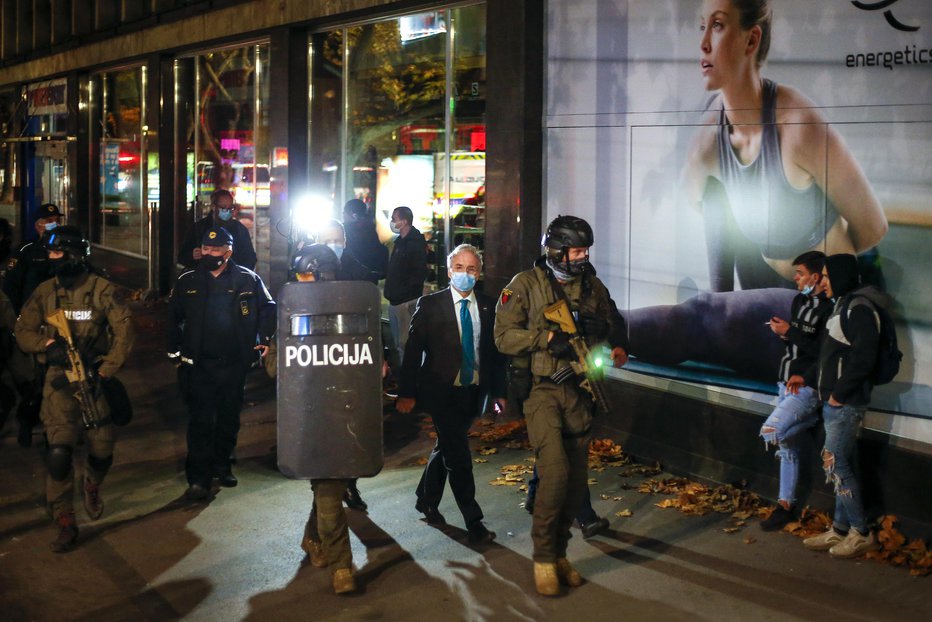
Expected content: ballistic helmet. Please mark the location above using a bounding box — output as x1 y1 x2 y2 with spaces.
292 243 340 281
542 215 594 251
43 225 90 258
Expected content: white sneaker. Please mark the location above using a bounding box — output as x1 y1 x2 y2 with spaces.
829 530 878 559
803 528 845 551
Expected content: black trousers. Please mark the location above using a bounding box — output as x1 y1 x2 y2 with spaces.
180 360 246 486
416 385 483 527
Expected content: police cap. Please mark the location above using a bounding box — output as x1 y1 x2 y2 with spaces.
35 203 62 223
202 226 234 247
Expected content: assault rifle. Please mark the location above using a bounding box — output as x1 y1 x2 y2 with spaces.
543 299 611 414
46 309 105 430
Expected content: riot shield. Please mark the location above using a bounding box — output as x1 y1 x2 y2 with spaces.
276 281 383 479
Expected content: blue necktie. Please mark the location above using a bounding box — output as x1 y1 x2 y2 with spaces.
459 299 475 385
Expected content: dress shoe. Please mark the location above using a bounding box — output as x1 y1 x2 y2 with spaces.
534 562 560 596
51 513 79 553
332 568 357 594
83 476 104 520
343 485 368 511
555 558 583 587
185 483 210 501
415 499 446 525
760 505 795 531
580 516 609 539
467 522 496 545
216 473 238 488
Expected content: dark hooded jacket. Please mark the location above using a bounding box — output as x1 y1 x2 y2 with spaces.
805 254 880 406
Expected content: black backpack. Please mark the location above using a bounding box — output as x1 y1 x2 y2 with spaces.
839 293 902 385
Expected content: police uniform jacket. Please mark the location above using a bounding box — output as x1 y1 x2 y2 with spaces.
494 259 627 380
3 240 53 313
169 261 275 372
14 273 134 379
399 287 505 416
178 214 257 270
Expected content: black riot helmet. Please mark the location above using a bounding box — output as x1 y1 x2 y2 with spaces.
291 243 340 282
43 225 90 259
541 215 594 277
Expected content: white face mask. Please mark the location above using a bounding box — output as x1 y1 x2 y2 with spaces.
390 221 402 234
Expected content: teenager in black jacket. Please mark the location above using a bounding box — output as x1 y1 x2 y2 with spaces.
800 253 880 559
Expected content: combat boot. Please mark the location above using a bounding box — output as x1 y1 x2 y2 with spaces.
534 562 560 596
332 568 357 594
301 535 327 568
83 476 104 520
301 519 327 568
555 558 583 587
51 512 79 553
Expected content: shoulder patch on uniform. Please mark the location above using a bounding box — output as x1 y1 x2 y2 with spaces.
500 288 513 305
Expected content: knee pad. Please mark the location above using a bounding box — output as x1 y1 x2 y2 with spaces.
87 453 114 473
46 444 74 482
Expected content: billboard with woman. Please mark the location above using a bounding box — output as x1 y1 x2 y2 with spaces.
545 0 931 425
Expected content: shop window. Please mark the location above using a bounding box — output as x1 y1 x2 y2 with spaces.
94 66 147 256
176 42 270 279
307 3 486 289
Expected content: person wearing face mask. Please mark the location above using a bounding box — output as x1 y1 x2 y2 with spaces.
494 215 628 596
758 251 832 531
3 204 64 447
315 219 370 284
383 206 428 368
800 253 882 560
169 226 275 501
177 189 257 271
396 244 506 547
4 203 62 313
14 225 134 552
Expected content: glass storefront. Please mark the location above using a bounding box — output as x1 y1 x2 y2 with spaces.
308 3 486 287
175 42 271 280
90 66 147 256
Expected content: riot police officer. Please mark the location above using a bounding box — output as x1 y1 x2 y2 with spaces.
269 244 363 594
494 215 628 596
14 226 134 552
169 226 275 500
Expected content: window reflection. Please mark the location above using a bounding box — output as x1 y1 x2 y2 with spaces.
308 3 487 289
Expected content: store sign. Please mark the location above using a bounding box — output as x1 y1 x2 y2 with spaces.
26 79 68 116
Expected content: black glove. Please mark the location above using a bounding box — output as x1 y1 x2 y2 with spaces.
578 314 609 340
45 338 72 369
547 331 577 360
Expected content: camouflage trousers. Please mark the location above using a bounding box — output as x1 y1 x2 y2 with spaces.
524 381 592 563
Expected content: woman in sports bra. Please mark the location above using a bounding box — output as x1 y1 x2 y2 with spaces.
621 0 889 383
683 0 887 289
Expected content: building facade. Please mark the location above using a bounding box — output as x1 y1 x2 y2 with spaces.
0 0 544 295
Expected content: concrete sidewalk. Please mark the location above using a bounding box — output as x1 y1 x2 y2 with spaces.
0 300 927 621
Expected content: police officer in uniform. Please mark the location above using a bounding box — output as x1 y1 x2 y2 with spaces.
267 244 361 594
494 215 628 596
4 204 62 446
170 226 274 500
3 203 61 313
14 226 134 552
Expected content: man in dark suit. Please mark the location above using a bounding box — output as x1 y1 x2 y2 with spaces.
396 244 505 545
